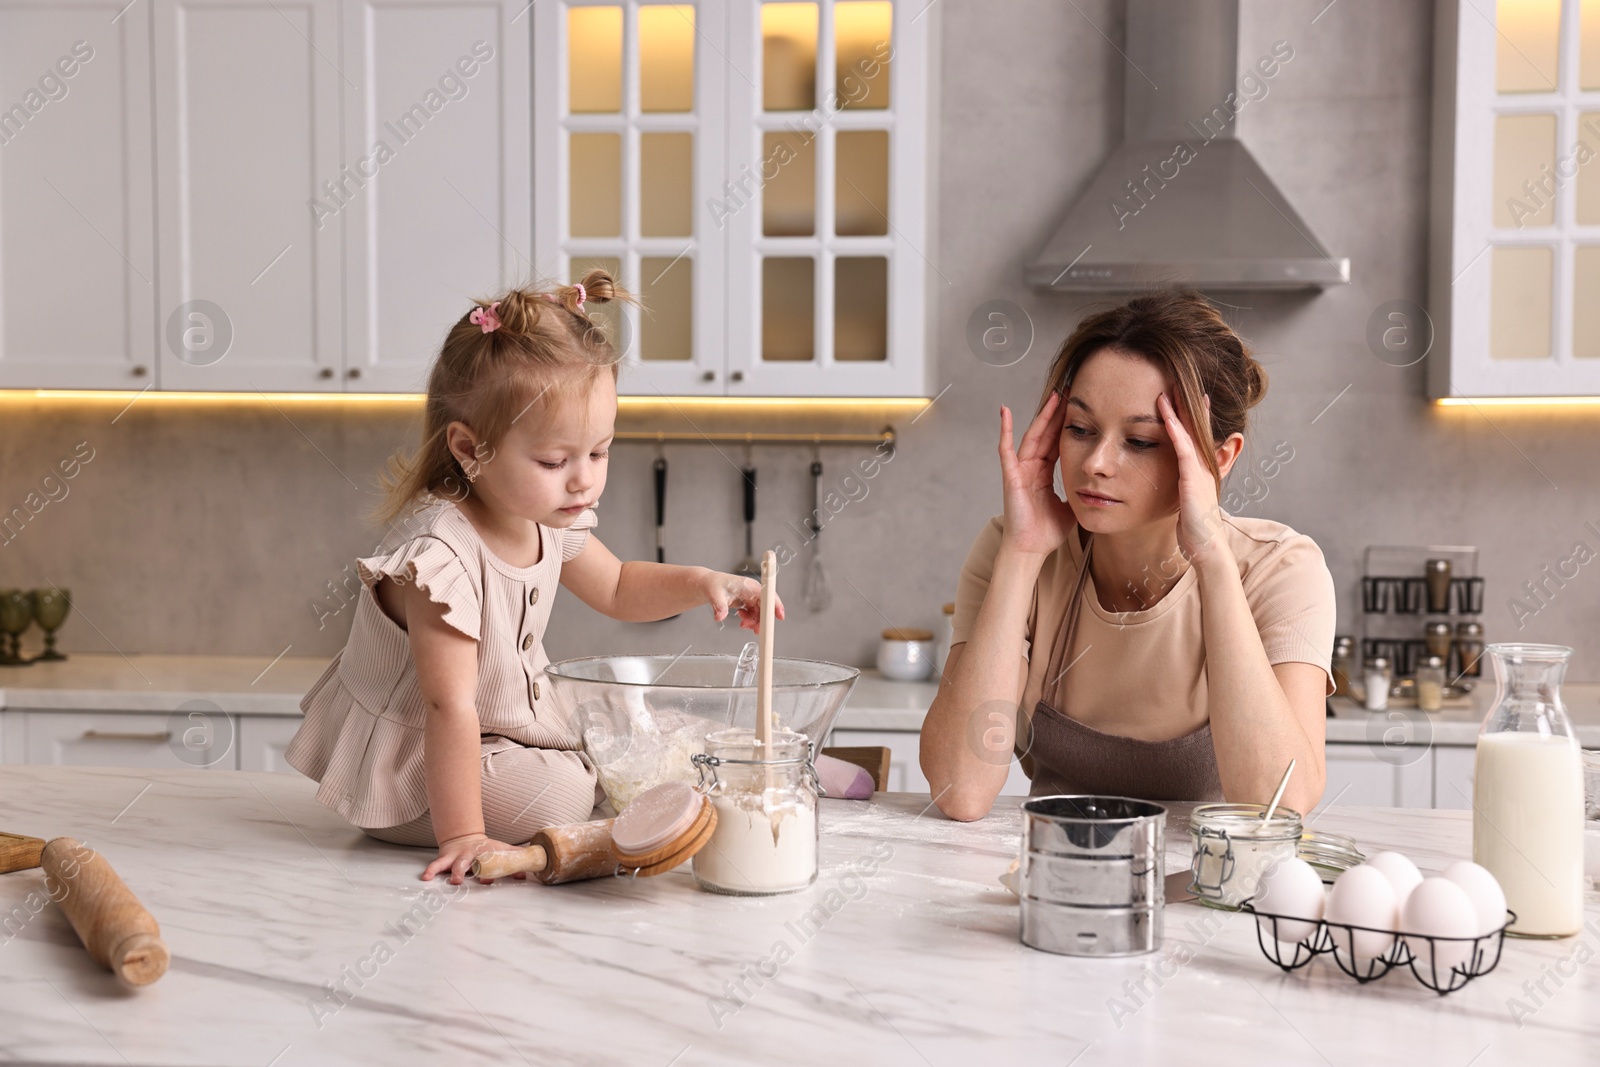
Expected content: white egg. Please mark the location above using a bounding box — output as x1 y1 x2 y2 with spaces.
1401 876 1481 977
1325 865 1399 961
1366 851 1423 909
1251 856 1326 945
1442 860 1508 937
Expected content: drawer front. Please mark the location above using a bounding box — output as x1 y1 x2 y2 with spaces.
23 711 238 770
238 717 304 773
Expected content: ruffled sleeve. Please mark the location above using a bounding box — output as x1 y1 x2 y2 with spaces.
356 535 481 640
559 506 599 562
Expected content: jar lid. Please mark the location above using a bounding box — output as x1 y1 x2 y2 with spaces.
1368 656 1390 669
1425 620 1452 634
1457 621 1484 636
1426 559 1451 573
882 627 934 641
612 781 704 856
942 602 956 615
1420 654 1445 668
1190 802 1303 840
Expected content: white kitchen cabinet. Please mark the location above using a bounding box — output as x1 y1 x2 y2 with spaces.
20 711 235 770
151 0 344 392
0 3 156 389
1323 742 1434 809
237 716 304 773
1433 744 1477 811
534 0 934 399
341 0 532 393
1428 0 1600 398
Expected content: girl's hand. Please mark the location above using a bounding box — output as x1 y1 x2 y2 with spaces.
1156 392 1227 567
998 394 1076 559
423 833 522 885
701 571 786 633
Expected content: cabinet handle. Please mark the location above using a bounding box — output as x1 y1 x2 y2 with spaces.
131 365 148 377
700 370 715 382
319 367 335 379
81 729 172 743
730 371 744 382
346 368 362 379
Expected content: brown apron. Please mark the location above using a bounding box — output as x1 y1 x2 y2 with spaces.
1023 534 1224 803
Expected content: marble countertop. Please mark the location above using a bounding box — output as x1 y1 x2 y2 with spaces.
0 764 1595 1065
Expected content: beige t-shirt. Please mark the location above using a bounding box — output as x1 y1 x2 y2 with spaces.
950 513 1336 745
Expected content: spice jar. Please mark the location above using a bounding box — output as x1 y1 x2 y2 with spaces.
1364 656 1392 711
1456 621 1485 677
1189 803 1304 910
1331 636 1355 697
1425 558 1453 614
1424 620 1453 660
1416 654 1446 711
691 728 819 896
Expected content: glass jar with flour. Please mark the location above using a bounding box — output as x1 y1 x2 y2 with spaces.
691 728 819 895
1188 803 1303 910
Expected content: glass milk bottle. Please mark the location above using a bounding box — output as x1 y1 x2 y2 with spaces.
1473 644 1585 938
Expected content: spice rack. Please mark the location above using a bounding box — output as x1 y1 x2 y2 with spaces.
1357 544 1484 684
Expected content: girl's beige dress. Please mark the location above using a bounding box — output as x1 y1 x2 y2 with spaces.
286 497 602 846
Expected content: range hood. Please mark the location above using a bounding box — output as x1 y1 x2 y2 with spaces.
1027 0 1349 292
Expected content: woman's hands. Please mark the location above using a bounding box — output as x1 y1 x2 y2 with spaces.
998 392 1076 559
700 571 786 633
1156 392 1229 568
423 833 523 885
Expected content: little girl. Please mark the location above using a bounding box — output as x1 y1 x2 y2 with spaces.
286 271 781 884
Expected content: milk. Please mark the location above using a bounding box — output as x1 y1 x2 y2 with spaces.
1473 732 1585 938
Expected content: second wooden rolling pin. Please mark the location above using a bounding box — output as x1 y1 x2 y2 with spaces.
40 837 169 985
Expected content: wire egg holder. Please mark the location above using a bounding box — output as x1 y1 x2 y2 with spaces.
1239 901 1515 995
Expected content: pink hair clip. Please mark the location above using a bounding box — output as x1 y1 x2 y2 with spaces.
469 301 501 334
543 284 587 311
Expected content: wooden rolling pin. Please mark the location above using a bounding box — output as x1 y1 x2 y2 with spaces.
471 818 620 884
40 837 169 985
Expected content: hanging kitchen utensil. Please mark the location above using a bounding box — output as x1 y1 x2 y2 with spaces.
653 448 668 564
804 452 832 612
651 447 680 622
734 448 759 580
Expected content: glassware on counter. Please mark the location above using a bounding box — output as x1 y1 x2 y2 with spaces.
30 587 70 662
0 590 34 666
1189 802 1303 910
691 728 819 896
1363 656 1392 712
1473 643 1584 938
1415 654 1446 712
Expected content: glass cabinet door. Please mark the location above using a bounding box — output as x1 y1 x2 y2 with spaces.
536 1 728 396
724 1 927 397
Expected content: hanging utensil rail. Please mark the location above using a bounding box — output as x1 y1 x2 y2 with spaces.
615 428 895 451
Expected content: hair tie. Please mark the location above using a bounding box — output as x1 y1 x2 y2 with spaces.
468 301 501 334
574 283 586 310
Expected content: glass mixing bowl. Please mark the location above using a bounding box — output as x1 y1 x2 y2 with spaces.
543 654 859 811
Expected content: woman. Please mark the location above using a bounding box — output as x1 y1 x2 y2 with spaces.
920 289 1335 821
